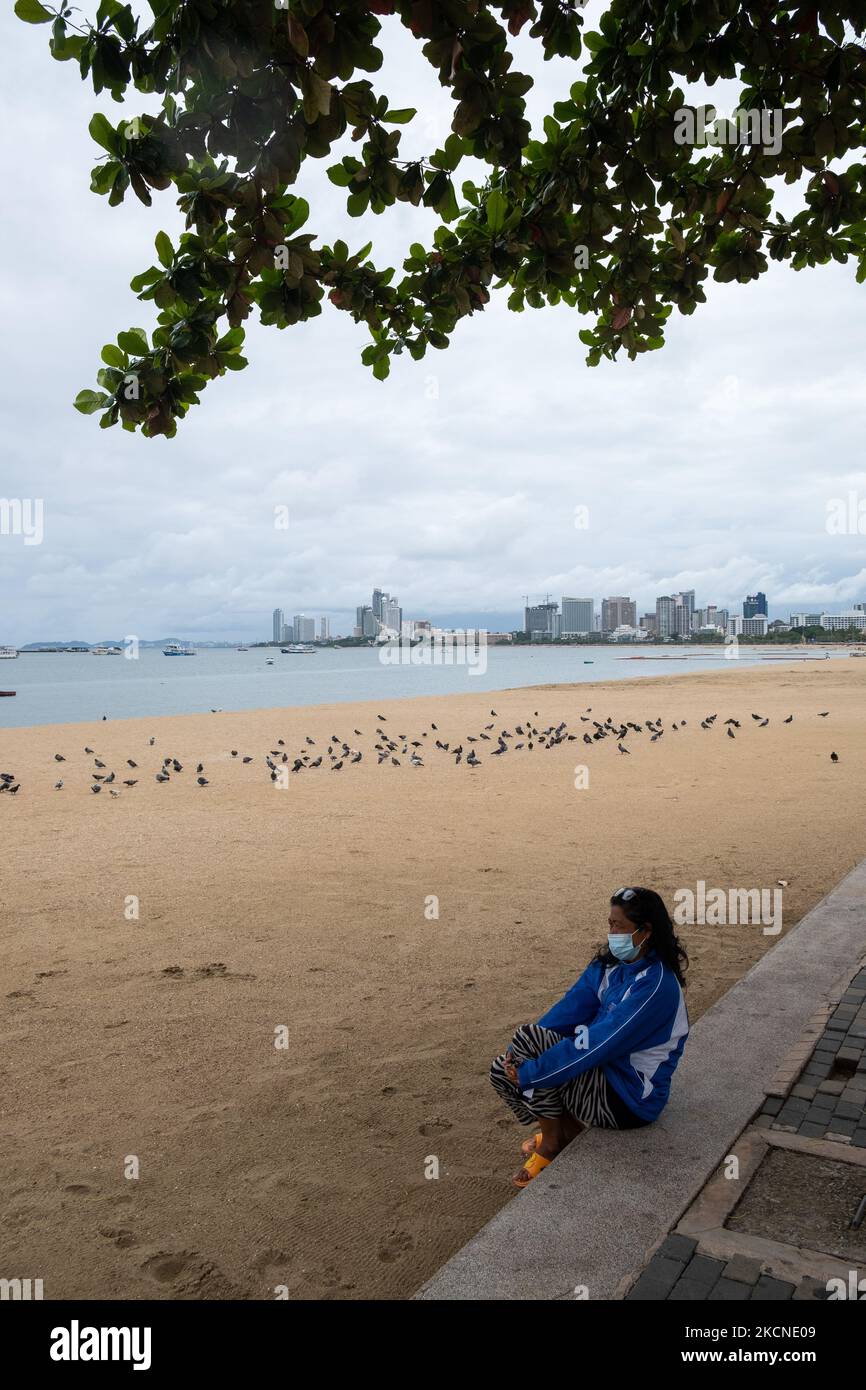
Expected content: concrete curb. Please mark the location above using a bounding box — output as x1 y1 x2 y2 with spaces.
416 859 866 1300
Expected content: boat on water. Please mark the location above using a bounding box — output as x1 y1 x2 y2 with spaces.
236 646 249 651
0 690 15 696
163 642 195 656
266 657 275 664
0 646 18 659
91 645 122 655
282 643 316 654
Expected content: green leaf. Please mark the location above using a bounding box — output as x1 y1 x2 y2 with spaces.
74 389 112 414
154 231 173 268
346 190 369 217
100 344 127 368
382 108 416 124
327 164 353 187
88 112 118 155
14 0 52 22
486 189 507 234
117 327 149 355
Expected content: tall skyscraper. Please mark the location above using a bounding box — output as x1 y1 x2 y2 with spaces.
655 595 676 639
319 616 329 641
524 602 559 639
561 597 594 636
744 592 768 619
272 608 284 643
356 605 377 637
281 621 293 643
601 596 636 634
293 614 315 642
381 596 401 635
673 590 695 634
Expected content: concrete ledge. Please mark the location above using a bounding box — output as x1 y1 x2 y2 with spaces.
416 860 866 1300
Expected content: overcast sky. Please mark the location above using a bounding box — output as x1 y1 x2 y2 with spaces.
2 5 865 643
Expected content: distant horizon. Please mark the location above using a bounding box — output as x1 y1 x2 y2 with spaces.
10 596 866 649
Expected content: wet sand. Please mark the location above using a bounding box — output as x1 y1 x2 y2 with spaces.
2 660 865 1299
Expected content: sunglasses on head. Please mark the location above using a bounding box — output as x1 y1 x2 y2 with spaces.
612 887 638 901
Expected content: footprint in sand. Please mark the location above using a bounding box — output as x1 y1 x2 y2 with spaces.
377 1230 414 1263
63 1183 94 1195
99 1226 137 1249
140 1250 239 1298
418 1118 453 1136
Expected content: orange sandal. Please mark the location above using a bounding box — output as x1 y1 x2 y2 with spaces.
521 1131 543 1157
512 1151 551 1188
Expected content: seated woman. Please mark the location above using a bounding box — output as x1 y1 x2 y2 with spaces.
490 886 689 1188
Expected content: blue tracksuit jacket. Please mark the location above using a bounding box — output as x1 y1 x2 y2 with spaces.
516 951 689 1122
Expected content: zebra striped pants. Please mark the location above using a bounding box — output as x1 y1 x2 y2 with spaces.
490 1022 626 1129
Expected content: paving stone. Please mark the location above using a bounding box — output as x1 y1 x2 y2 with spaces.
834 1101 862 1121
773 1123 798 1134
798 1121 827 1137
626 1271 677 1300
792 1084 817 1101
810 1095 836 1111
723 1254 762 1286
762 1095 783 1116
681 1254 725 1290
752 1275 795 1300
668 1281 710 1301
792 1278 830 1301
838 1047 862 1064
708 1278 752 1301
657 1233 698 1264
825 1132 852 1144
753 1114 775 1130
818 1080 845 1095
781 1098 809 1117
851 1130 866 1147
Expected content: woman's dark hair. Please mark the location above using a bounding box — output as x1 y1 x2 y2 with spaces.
595 886 689 987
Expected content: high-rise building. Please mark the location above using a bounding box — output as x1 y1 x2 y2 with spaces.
744 592 768 619
742 616 768 636
381 596 401 635
672 590 695 634
372 588 386 623
355 605 377 638
281 621 293 644
790 612 822 628
293 614 315 642
601 596 636 634
655 596 676 640
319 617 329 641
272 608 284 643
524 602 559 640
640 613 657 635
561 597 594 636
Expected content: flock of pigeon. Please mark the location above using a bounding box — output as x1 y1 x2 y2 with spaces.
0 707 842 800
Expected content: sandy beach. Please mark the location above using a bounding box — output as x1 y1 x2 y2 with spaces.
2 659 865 1300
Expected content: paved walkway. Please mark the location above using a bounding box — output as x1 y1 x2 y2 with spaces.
418 861 866 1301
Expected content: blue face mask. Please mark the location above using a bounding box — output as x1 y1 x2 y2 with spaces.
608 930 643 963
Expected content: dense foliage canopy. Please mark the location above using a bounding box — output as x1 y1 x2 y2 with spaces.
16 0 866 436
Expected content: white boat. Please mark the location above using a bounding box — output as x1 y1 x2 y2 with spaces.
282 643 316 654
163 642 195 656
91 646 122 655
0 646 18 659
